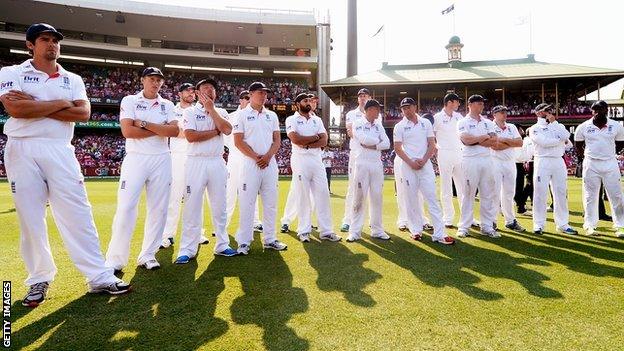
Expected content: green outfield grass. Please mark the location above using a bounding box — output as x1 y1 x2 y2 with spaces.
1 178 623 350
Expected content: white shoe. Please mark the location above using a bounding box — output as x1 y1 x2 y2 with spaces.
298 232 311 243
584 227 597 236
160 237 174 249
481 229 501 238
371 232 390 240
456 229 470 238
200 235 209 245
141 259 160 270
237 244 250 255
346 234 360 242
320 233 342 242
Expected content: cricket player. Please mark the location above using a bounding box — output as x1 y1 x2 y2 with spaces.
433 93 465 227
174 78 237 263
393 98 455 244
160 82 208 248
233 82 287 254
0 23 130 306
574 100 624 237
347 99 391 242
285 93 342 242
490 105 525 232
456 95 500 238
341 88 372 232
225 90 262 230
527 103 578 235
105 66 179 271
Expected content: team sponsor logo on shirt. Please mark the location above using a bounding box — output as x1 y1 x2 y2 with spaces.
468 125 476 129
186 185 191 194
61 76 71 90
0 81 14 89
608 125 613 132
297 120 304 125
196 114 206 121
265 115 271 121
10 181 16 193
120 180 126 189
587 128 596 134
404 126 412 131
23 76 39 83
160 104 167 115
246 115 255 121
136 104 148 111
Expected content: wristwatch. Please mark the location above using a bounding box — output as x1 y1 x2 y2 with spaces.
140 120 148 129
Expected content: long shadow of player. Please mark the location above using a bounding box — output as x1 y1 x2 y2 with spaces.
287 232 381 307
226 240 310 351
9 248 229 350
359 235 504 301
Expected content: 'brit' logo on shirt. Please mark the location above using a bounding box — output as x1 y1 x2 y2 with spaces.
136 104 148 111
0 81 13 89
23 76 39 83
196 114 206 121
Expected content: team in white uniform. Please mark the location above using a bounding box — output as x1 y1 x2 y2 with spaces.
176 78 237 262
284 93 341 242
0 23 131 307
574 100 624 237
527 103 578 235
105 67 179 271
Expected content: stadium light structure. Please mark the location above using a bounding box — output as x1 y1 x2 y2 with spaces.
9 49 143 66
273 70 311 75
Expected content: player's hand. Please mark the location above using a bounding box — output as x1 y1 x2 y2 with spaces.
411 159 424 170
257 154 271 169
199 92 215 110
133 119 144 128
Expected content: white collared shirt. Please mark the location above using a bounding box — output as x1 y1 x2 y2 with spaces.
456 115 497 158
528 118 569 158
492 122 521 161
393 116 434 159
433 109 464 151
231 104 280 156
285 111 327 156
169 103 189 153
0 59 88 141
183 103 228 157
351 117 390 161
574 118 624 161
345 107 365 150
120 91 176 155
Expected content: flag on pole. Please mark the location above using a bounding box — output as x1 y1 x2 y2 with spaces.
371 25 385 38
515 15 529 26
441 4 455 15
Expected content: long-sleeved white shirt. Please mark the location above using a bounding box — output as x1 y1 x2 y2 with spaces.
528 118 569 158
351 117 390 161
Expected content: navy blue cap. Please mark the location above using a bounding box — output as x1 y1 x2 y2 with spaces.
248 81 271 92
239 90 250 99
444 92 461 103
196 78 218 90
400 97 416 107
357 88 371 96
491 105 508 114
178 83 194 92
364 99 382 110
26 23 63 43
141 67 164 78
468 94 485 103
591 100 608 110
294 93 310 103
308 93 318 100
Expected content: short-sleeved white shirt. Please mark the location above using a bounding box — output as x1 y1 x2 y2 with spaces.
169 103 189 153
492 122 521 161
120 91 176 155
393 116 434 159
183 103 228 157
0 60 88 142
231 104 280 156
574 118 624 160
456 115 496 158
285 112 327 156
345 107 365 150
433 109 464 151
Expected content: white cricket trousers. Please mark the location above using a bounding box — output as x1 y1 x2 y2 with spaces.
400 161 446 239
532 157 569 231
106 152 172 269
437 149 465 225
179 156 229 256
395 156 428 227
4 138 118 287
162 152 186 239
291 154 334 235
349 158 385 237
582 158 624 229
341 150 356 225
226 154 261 227
459 156 497 232
281 154 299 225
492 159 518 225
235 158 278 246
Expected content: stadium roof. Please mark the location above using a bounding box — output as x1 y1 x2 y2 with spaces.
321 56 624 101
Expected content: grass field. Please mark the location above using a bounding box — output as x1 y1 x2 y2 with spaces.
1 177 624 350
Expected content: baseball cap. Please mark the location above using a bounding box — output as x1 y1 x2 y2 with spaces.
248 81 271 92
443 92 461 103
294 93 310 103
535 103 554 113
239 90 250 99
141 67 164 78
357 88 371 96
26 23 63 43
364 99 382 110
308 93 318 100
491 105 508 114
195 78 218 90
400 97 416 107
178 83 194 92
591 100 608 110
467 94 485 103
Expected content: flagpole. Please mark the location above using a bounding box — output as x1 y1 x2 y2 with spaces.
453 7 456 34
529 11 533 54
383 24 387 62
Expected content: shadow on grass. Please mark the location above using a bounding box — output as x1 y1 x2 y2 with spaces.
11 241 310 351
287 231 381 307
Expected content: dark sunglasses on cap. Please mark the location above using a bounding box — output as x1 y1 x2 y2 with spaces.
241 96 250 100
